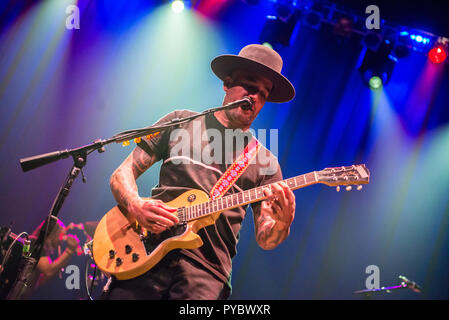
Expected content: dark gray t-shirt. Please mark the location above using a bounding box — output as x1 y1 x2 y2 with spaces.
137 110 282 284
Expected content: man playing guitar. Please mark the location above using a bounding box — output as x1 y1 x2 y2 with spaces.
100 44 296 300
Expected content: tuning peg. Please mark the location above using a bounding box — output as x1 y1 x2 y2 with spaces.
357 185 363 191
336 186 340 192
346 186 352 191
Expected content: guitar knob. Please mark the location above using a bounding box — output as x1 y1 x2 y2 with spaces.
357 185 363 191
187 194 196 202
336 186 340 192
346 186 352 191
109 250 115 259
116 258 123 267
132 253 139 262
125 244 132 254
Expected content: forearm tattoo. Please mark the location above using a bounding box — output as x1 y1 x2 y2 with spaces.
131 147 154 178
110 147 156 209
110 170 137 210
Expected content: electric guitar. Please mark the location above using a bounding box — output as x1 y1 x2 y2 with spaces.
92 164 370 280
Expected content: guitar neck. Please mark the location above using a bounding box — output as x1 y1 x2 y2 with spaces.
178 172 318 223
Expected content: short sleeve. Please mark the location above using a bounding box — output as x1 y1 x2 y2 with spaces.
136 110 186 161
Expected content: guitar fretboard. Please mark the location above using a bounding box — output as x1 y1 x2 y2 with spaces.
177 172 318 223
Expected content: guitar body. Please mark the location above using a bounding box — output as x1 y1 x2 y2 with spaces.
93 189 219 280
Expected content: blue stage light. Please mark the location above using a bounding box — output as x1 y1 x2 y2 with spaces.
410 34 430 45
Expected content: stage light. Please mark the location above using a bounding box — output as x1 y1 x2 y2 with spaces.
262 42 273 49
428 45 447 64
259 3 299 47
302 10 322 30
357 42 396 89
406 31 433 53
333 16 353 38
274 1 293 21
171 0 185 14
361 31 383 51
410 34 430 45
391 38 411 60
369 76 382 89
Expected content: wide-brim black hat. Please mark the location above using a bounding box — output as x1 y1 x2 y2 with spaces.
211 44 295 103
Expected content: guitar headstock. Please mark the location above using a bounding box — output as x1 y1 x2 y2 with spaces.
317 164 370 191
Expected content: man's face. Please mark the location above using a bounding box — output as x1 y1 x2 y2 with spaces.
222 70 273 130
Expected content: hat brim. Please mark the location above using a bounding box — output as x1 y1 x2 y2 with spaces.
211 54 295 103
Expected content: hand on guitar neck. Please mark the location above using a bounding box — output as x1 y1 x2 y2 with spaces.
255 181 296 250
262 181 296 227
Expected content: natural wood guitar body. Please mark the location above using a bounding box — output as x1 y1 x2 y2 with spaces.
93 189 216 280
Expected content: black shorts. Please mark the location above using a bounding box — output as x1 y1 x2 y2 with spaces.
99 251 230 300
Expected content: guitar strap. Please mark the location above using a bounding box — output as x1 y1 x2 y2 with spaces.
210 138 261 200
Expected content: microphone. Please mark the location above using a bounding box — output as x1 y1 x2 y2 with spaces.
221 96 254 111
399 275 422 293
20 150 70 172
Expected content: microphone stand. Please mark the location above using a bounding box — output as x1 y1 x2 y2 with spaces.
105 96 252 145
7 98 251 299
18 97 252 172
7 155 87 300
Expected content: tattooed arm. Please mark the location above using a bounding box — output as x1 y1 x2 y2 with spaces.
110 146 178 234
110 146 153 208
253 181 296 250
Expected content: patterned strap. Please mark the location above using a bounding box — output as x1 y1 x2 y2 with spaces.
210 138 261 200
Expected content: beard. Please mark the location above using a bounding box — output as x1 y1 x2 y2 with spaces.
224 105 256 129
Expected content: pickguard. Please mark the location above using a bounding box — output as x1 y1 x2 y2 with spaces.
141 223 187 255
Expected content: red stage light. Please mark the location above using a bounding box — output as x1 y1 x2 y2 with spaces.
428 45 447 64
